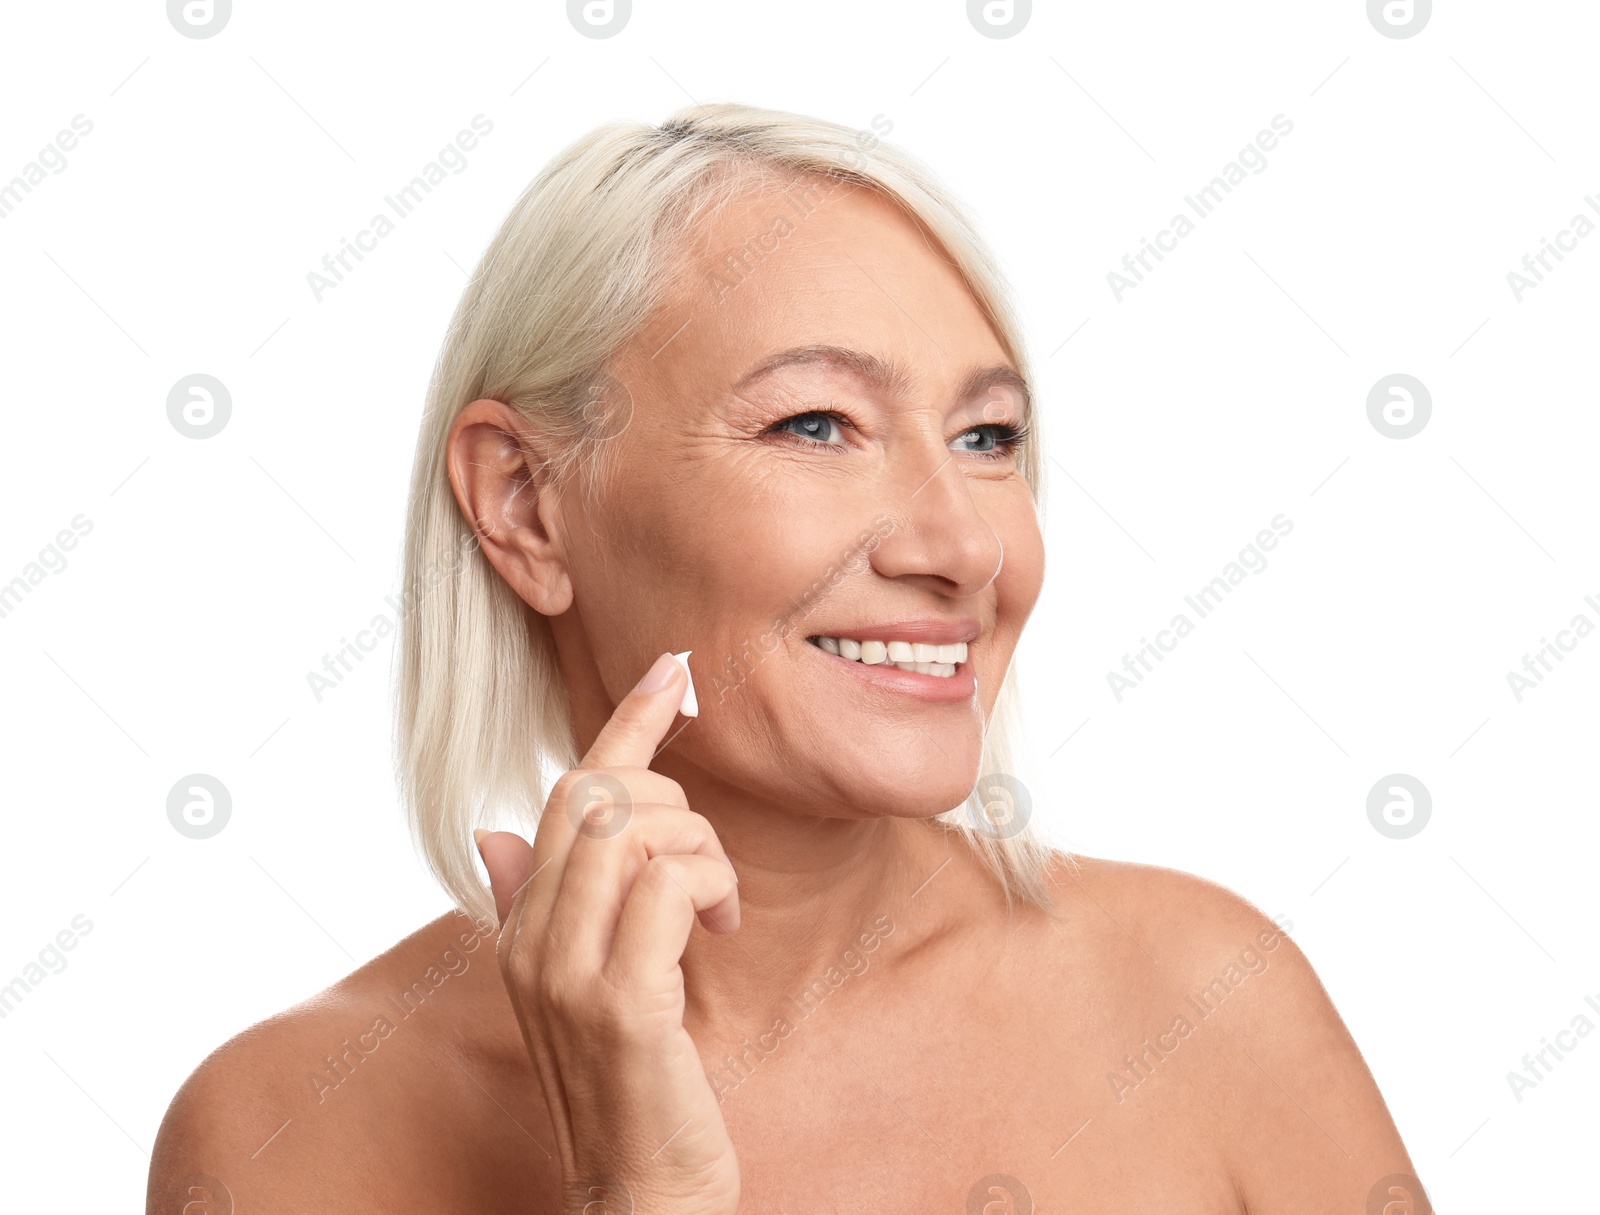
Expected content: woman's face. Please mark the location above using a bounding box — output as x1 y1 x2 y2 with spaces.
554 177 1045 821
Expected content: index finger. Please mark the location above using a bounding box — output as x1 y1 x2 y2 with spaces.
579 651 690 771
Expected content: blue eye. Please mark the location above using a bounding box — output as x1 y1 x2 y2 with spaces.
770 410 848 447
952 422 1031 460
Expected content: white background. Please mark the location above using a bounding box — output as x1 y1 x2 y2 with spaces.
1 0 1594 1208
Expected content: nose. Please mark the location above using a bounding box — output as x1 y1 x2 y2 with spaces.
867 450 1005 598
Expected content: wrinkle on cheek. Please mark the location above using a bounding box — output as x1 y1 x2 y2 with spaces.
585 453 755 610
663 433 811 512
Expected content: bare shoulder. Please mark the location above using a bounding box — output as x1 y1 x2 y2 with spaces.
146 986 367 1214
1041 852 1292 966
1031 852 1304 1037
146 909 534 1214
1039 853 1429 1208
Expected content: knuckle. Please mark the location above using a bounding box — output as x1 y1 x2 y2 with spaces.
652 773 689 807
506 949 538 995
531 948 586 1010
637 854 686 897
535 969 580 1016
545 772 578 816
500 928 539 988
639 851 675 881
560 769 635 829
549 767 593 806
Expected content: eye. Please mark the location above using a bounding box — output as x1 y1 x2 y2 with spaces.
767 409 851 448
765 410 1031 460
952 421 1031 461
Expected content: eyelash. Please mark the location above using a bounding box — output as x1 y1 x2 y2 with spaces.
767 409 1031 461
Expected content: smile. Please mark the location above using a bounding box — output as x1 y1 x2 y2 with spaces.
806 635 968 678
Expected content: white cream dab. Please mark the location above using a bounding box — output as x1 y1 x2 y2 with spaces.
671 650 698 717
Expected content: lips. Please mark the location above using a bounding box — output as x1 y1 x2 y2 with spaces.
803 626 978 702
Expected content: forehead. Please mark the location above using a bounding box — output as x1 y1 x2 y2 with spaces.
616 177 1016 404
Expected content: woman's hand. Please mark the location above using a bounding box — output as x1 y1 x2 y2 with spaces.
475 652 741 1215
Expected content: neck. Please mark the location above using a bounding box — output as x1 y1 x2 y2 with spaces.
660 765 990 1036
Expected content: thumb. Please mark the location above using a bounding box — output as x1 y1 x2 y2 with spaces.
475 828 536 924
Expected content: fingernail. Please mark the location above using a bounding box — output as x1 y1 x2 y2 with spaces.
473 827 489 848
636 651 678 694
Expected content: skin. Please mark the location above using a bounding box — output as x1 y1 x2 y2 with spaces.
147 177 1426 1214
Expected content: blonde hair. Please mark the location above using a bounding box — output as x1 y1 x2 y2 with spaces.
395 102 1058 924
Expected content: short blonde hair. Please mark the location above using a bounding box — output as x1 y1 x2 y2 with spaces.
396 102 1057 924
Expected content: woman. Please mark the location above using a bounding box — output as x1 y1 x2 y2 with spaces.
148 103 1426 1214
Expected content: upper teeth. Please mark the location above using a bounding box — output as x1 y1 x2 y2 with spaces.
812 636 968 677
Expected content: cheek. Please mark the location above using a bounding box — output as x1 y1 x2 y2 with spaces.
580 460 850 652
974 493 1043 702
995 494 1046 618
561 472 713 665
647 459 882 620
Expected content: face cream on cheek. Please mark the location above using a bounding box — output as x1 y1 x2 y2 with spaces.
671 650 698 717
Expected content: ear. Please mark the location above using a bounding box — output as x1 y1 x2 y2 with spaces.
445 398 574 616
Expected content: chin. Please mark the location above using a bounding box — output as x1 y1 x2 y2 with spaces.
857 770 982 822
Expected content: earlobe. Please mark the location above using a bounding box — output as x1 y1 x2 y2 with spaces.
446 398 574 616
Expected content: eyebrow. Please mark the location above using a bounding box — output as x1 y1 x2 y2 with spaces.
728 343 1032 418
